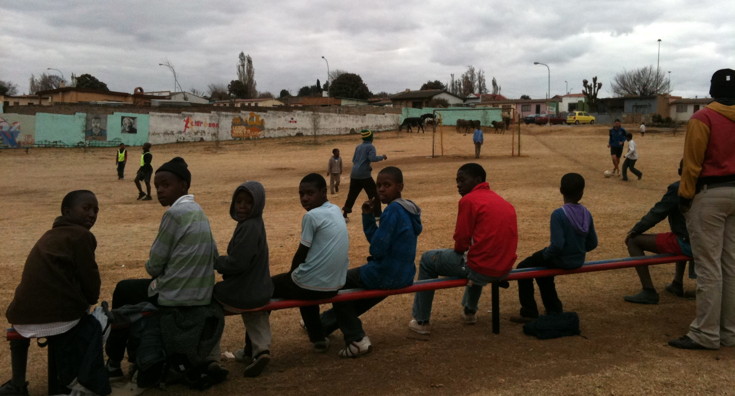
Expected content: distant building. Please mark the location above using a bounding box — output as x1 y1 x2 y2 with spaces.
669 97 712 122
213 98 285 108
389 89 464 108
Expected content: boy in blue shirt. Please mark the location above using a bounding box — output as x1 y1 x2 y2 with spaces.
270 173 349 352
511 173 598 322
320 166 422 358
472 126 484 159
342 130 387 221
608 120 627 176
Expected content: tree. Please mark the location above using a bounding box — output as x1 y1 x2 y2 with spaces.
237 52 257 99
207 83 229 100
0 80 18 96
297 84 321 97
420 80 445 90
75 74 109 91
611 66 669 97
520 94 531 100
279 89 291 98
372 91 391 98
328 73 371 99
258 91 274 99
29 73 65 93
491 77 501 95
427 98 449 108
228 80 247 98
582 76 603 112
448 66 489 96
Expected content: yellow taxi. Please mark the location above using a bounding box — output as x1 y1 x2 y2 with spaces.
566 111 596 125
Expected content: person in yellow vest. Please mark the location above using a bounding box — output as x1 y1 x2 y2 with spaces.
116 143 128 180
134 143 153 200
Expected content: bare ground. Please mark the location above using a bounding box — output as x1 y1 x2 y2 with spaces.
0 124 732 395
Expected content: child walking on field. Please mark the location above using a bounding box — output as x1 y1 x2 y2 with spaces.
213 181 274 377
320 166 422 357
621 132 643 181
327 148 343 194
511 173 598 323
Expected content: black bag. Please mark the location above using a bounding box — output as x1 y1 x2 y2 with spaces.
523 312 580 339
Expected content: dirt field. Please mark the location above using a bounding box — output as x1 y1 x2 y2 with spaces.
1 123 733 395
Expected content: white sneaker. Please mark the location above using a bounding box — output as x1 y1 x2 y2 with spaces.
408 319 431 335
338 336 372 358
461 312 478 324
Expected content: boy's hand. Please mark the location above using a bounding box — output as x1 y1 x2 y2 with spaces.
361 197 379 214
383 155 388 160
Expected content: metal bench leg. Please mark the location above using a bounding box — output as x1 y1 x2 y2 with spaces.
492 282 500 334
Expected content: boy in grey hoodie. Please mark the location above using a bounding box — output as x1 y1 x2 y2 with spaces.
214 181 273 377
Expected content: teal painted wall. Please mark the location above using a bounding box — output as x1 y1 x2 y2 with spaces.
401 107 502 126
35 113 86 146
109 113 150 146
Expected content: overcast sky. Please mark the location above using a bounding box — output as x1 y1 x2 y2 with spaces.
1 1 733 99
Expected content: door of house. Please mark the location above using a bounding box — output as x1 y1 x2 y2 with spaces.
535 104 541 114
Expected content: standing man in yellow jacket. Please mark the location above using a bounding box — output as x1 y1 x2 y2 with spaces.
116 143 128 180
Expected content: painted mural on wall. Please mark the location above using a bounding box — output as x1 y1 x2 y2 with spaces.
0 117 23 147
121 116 138 134
231 112 264 139
85 114 108 141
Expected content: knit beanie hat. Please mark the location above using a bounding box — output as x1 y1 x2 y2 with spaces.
710 69 735 99
156 157 191 186
361 129 373 140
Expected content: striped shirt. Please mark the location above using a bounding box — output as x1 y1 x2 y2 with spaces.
146 194 218 306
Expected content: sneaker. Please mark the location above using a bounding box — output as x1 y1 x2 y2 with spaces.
668 335 717 350
206 362 229 385
637 173 643 180
665 282 685 298
106 359 125 382
461 311 478 325
338 336 372 358
141 195 152 201
509 315 536 324
313 338 330 353
136 192 146 200
408 319 430 335
233 349 253 365
243 352 270 377
0 380 28 396
624 289 659 304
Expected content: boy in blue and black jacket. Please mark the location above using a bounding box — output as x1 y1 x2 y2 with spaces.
511 173 598 322
321 166 422 358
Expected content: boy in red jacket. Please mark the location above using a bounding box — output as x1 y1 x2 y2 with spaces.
409 163 518 334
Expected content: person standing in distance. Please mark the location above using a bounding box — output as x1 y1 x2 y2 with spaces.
342 129 387 221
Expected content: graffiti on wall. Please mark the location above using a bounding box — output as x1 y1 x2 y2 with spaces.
121 116 138 134
231 113 264 139
0 117 22 147
183 116 219 134
85 114 108 141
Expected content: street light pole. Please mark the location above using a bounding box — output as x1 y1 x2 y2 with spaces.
565 80 568 95
656 39 662 77
534 61 551 125
321 56 330 89
46 68 65 87
158 61 187 100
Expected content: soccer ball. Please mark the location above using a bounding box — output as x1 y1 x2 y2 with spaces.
603 170 612 178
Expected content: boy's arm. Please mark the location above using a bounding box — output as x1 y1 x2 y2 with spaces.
367 145 386 162
290 243 310 272
452 199 475 253
146 211 178 277
586 217 599 252
74 231 101 305
629 184 678 236
363 202 396 260
544 211 565 258
215 223 260 275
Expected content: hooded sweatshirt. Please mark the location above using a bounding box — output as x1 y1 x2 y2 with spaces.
359 198 422 289
214 181 273 309
542 203 598 269
679 101 735 199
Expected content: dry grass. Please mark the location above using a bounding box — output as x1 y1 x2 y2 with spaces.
1 124 733 395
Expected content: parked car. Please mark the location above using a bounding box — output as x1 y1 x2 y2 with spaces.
534 114 567 125
523 114 542 124
566 111 596 125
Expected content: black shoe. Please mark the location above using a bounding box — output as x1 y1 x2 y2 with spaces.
0 380 28 396
206 362 229 385
637 173 643 180
624 289 659 304
243 352 270 377
142 195 152 201
665 282 685 297
509 315 537 324
668 335 717 350
137 192 146 200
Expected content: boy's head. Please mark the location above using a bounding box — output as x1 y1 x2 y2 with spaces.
376 166 404 204
613 119 621 128
142 142 152 152
560 173 585 203
154 157 191 207
361 129 373 141
299 173 328 211
231 181 265 221
710 68 735 99
625 132 633 140
456 163 486 196
119 143 126 149
61 190 98 230
332 148 340 157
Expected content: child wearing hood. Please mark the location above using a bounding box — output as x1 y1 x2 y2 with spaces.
511 173 598 323
214 181 273 377
320 166 422 358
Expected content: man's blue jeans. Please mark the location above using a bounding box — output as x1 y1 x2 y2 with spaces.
411 249 499 323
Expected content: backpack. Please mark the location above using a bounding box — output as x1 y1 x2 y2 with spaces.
523 312 581 339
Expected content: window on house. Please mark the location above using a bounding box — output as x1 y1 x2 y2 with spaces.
676 104 687 113
521 104 530 112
